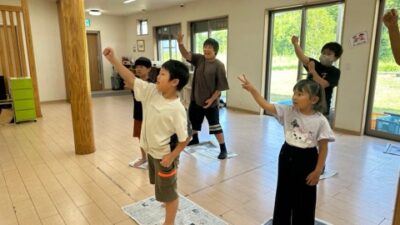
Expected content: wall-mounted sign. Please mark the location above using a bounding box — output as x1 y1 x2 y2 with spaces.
85 18 91 27
350 31 368 47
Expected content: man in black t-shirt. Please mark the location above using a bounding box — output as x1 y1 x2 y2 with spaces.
291 36 343 117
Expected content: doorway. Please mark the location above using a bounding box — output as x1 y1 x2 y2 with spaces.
86 31 103 91
265 2 344 109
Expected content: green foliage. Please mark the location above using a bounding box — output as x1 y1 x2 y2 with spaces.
272 11 301 56
304 5 341 57
194 32 208 53
378 61 400 71
194 30 228 55
272 4 341 58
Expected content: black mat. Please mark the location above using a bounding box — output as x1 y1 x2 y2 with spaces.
263 218 332 225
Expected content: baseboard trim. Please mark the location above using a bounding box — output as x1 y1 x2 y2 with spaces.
226 106 259 115
40 99 68 104
333 127 362 136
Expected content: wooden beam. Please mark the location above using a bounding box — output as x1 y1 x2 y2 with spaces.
15 11 27 77
58 0 95 154
21 0 42 117
0 27 7 77
1 11 14 76
0 5 21 12
9 11 21 77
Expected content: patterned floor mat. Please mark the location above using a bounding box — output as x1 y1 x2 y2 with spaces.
384 143 400 156
184 141 238 162
122 195 228 225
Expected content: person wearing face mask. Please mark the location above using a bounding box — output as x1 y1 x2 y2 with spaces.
177 32 230 160
291 35 343 117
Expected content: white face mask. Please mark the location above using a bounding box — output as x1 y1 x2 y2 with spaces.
319 54 335 66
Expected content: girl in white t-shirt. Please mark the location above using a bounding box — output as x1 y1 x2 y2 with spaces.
238 76 335 225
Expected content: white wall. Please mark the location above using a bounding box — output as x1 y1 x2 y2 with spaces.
85 14 128 89
0 0 65 102
26 0 127 100
28 0 65 102
335 0 378 133
124 0 379 134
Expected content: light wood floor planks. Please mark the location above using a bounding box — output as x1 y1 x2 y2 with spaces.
0 95 398 225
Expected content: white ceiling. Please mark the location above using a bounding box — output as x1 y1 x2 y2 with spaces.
84 0 199 16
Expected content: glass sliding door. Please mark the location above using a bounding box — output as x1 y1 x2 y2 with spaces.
266 2 344 109
267 10 302 104
366 0 400 141
303 4 344 79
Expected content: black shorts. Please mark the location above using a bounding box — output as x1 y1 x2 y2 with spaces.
188 101 223 134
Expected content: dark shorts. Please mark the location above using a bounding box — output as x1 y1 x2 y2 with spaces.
147 154 178 202
188 101 223 134
133 119 142 138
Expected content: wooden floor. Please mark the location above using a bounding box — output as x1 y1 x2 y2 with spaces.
0 95 398 225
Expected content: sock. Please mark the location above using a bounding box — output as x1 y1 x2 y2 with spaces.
188 133 199 145
218 143 227 159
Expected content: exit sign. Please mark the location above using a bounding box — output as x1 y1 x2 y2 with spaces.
85 18 91 27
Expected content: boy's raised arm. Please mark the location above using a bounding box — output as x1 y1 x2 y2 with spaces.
103 47 135 88
238 75 277 115
291 35 310 65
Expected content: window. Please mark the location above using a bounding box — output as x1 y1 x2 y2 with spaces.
190 17 228 66
155 24 180 62
137 19 148 35
266 2 344 108
366 0 400 141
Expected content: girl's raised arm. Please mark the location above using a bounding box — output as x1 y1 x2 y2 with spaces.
238 75 277 114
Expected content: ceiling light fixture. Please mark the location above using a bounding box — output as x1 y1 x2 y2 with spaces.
123 0 137 4
88 9 102 16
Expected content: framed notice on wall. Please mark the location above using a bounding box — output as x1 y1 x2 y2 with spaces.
137 40 145 52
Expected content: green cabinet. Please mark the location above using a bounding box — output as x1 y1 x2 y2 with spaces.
9 77 36 123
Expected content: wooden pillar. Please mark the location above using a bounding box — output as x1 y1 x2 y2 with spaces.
56 2 70 102
21 0 42 117
394 174 400 225
58 0 95 154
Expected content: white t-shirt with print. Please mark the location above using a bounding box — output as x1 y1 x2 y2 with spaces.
274 104 335 148
133 79 188 159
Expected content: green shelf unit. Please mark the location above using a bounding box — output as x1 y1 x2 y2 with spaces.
9 77 36 123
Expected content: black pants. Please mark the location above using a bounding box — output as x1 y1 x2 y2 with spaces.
273 142 318 225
